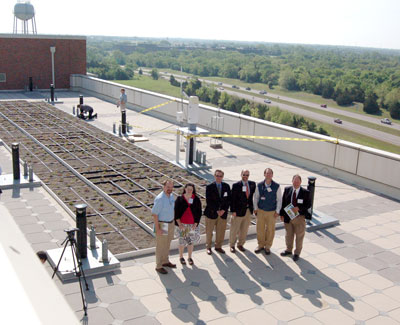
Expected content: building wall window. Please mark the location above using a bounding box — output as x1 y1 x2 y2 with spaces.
0 73 6 82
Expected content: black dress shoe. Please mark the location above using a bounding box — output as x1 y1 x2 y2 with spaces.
265 249 271 255
237 245 246 252
230 247 236 253
162 262 177 268
254 247 263 254
293 254 300 262
215 247 225 254
280 251 292 257
156 267 168 274
207 248 212 255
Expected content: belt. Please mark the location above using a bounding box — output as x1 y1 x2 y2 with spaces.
159 220 173 223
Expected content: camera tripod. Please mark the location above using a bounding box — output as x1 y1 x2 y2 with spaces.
52 228 89 316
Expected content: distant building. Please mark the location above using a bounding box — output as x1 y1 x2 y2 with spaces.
0 34 86 90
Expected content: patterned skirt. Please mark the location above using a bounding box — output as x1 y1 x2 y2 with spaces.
176 224 200 246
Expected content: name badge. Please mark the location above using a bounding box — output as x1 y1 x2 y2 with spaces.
297 199 303 204
223 192 228 197
261 196 266 200
242 186 247 192
267 187 272 192
188 198 193 204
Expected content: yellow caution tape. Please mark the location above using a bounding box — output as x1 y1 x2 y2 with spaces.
139 100 175 114
183 133 339 144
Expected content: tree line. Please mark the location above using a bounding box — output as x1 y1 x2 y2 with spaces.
87 38 400 119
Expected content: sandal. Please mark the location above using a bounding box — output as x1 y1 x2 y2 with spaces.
188 258 194 265
180 257 186 265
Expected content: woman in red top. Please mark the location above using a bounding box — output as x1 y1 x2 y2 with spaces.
174 183 202 265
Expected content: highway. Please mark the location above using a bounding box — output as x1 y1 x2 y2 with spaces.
141 70 400 146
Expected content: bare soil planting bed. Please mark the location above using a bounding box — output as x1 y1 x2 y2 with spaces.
0 100 208 255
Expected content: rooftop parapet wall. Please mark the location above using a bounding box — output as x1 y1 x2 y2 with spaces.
71 75 400 200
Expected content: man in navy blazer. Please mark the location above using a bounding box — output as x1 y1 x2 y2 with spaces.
279 174 311 261
204 169 231 255
229 169 256 252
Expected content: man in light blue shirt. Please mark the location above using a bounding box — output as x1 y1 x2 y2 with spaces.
152 180 176 274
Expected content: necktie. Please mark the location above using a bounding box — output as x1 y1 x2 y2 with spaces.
292 189 297 206
246 183 249 199
217 184 222 197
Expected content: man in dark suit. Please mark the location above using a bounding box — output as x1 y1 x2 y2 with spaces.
229 169 256 253
204 169 231 255
280 174 311 262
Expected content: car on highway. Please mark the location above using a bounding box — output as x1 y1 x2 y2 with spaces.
264 99 271 104
334 118 342 124
218 82 223 85
259 90 267 95
320 104 327 108
381 118 392 125
245 87 251 91
232 85 238 89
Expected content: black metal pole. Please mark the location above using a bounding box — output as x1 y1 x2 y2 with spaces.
12 143 20 180
307 176 317 217
189 138 194 165
75 204 87 259
50 84 55 102
29 77 33 92
79 95 83 105
121 110 127 134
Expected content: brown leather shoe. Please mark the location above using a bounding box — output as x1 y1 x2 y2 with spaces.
207 248 212 255
237 245 246 252
230 246 236 253
162 262 177 268
156 267 168 274
215 247 225 254
265 249 271 255
254 247 263 254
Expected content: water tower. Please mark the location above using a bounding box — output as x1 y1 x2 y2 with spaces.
13 0 37 34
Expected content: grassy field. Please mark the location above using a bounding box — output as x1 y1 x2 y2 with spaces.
155 68 398 124
115 75 400 154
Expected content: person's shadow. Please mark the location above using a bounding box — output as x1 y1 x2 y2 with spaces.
296 258 355 311
237 249 354 312
181 263 228 315
211 252 263 306
158 269 203 323
239 250 299 300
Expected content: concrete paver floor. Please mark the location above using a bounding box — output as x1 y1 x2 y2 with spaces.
1 91 400 324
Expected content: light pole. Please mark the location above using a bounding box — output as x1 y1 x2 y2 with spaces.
50 46 56 87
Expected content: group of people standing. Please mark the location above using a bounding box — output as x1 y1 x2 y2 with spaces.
151 168 312 275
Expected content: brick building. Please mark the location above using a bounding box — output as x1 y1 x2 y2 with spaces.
0 34 86 90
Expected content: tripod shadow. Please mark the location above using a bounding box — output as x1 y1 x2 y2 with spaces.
212 253 263 306
158 269 203 324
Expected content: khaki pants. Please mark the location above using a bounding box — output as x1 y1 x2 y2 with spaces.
155 222 174 269
206 216 228 249
284 215 306 255
229 209 251 247
256 210 276 249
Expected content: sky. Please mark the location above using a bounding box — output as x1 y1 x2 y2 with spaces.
1 0 400 50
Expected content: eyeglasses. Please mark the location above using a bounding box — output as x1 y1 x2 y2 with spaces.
242 174 249 176
215 175 223 177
